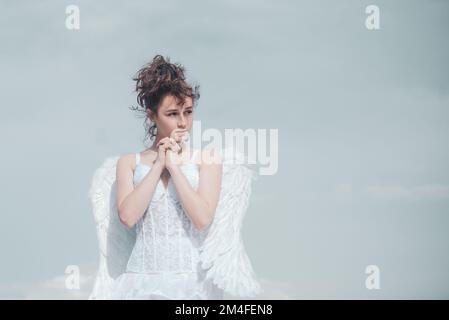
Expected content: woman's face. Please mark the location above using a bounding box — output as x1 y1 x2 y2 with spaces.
149 94 194 140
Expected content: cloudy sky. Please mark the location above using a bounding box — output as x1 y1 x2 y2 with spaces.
0 0 448 299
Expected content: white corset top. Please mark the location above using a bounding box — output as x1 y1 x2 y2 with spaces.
126 149 207 274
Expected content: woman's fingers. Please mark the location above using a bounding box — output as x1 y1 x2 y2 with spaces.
172 141 182 153
156 135 182 153
180 131 190 143
157 138 174 152
156 137 171 148
166 138 181 153
170 129 188 143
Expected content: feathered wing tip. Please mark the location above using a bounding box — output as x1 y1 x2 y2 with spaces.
87 155 136 300
198 147 263 298
88 156 120 226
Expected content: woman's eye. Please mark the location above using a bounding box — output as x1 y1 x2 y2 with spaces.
185 110 193 114
169 113 177 117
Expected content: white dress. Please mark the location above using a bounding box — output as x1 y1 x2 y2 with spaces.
109 150 224 299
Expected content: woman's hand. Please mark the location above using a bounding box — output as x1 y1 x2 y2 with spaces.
154 137 174 169
165 129 188 169
165 137 182 170
170 128 189 145
155 129 189 170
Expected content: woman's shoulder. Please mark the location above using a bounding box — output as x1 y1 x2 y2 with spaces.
117 153 138 171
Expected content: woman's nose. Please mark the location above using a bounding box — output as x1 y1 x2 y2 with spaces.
178 116 186 128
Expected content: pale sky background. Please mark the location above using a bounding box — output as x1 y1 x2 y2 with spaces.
0 0 448 299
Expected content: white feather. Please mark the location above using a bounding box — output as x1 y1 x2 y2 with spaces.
198 147 262 298
87 155 136 299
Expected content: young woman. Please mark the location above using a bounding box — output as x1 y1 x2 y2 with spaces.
110 55 223 299
89 54 261 300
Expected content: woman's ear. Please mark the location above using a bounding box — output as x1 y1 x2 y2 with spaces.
147 109 156 123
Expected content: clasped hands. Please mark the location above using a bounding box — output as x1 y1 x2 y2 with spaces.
154 128 189 170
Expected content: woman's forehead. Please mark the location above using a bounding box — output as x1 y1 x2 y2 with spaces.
161 95 193 110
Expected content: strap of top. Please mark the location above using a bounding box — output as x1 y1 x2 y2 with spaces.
135 152 141 165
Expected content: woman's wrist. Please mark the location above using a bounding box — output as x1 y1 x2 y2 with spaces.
152 161 165 173
166 163 181 174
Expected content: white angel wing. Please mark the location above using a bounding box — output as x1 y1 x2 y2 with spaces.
87 155 136 300
198 147 263 298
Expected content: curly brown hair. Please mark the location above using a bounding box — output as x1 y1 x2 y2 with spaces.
129 54 200 144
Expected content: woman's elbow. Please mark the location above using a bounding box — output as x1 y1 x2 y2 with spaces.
118 209 135 229
195 212 215 231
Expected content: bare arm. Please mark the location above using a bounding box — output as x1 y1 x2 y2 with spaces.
167 149 223 230
116 156 164 228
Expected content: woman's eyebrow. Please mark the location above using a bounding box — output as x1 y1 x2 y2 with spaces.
166 105 193 113
166 107 193 112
